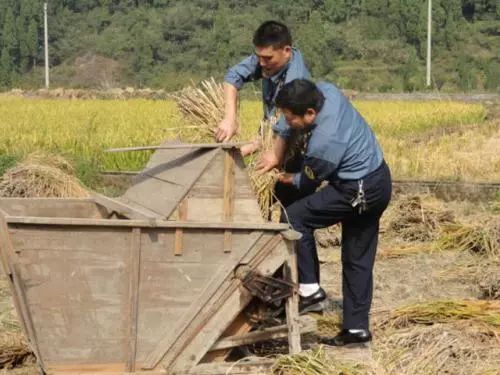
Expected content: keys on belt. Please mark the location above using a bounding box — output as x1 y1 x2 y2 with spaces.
350 179 368 214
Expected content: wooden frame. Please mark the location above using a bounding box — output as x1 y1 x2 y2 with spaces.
0 146 305 374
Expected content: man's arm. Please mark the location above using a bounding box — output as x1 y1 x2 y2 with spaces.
256 135 288 173
217 55 260 142
215 83 238 142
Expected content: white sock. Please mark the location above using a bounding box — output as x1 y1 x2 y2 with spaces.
299 283 320 297
348 329 365 333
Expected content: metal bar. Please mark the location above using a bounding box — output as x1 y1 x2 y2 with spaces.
106 142 251 153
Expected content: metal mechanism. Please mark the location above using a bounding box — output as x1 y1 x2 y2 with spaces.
239 269 296 306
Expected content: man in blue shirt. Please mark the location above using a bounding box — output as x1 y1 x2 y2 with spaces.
215 21 311 155
257 79 392 346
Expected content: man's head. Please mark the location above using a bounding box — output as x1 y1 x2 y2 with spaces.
275 79 325 129
253 21 292 78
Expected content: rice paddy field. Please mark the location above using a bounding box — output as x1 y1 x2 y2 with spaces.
0 91 499 375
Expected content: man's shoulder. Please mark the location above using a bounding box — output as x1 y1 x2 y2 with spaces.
317 81 342 97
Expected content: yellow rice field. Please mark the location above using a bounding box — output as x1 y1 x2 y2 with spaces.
1 96 496 182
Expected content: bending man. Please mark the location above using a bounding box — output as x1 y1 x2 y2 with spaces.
257 79 392 346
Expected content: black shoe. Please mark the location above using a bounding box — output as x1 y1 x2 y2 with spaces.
322 329 372 346
299 287 327 314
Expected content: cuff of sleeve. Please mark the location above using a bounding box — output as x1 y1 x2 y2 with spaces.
292 173 301 188
224 72 243 90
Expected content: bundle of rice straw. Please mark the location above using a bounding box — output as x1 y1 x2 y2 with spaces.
0 152 89 198
0 332 32 369
375 299 500 329
246 119 280 219
437 217 500 257
170 77 229 142
271 346 364 375
386 195 455 241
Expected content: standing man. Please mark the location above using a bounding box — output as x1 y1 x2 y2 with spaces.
257 79 392 346
215 20 311 155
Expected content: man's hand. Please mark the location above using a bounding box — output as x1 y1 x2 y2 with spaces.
277 173 294 185
256 151 279 174
215 117 237 142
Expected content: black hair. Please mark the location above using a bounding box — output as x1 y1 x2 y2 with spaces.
253 21 292 49
275 79 325 116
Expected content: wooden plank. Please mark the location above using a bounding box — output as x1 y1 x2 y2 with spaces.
0 210 30 339
122 148 219 218
142 231 267 369
175 358 275 375
202 313 253 362
10 225 131 364
284 238 301 355
46 363 168 375
166 236 288 373
92 193 162 219
0 198 103 219
5 217 289 231
106 142 250 153
184 198 263 222
126 228 142 372
209 315 316 351
174 199 188 256
0 214 45 369
223 149 235 253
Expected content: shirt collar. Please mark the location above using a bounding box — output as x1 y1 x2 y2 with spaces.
268 49 295 83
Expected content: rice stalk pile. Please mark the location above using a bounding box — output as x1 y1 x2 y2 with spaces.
374 322 500 375
0 152 89 198
271 346 364 375
437 217 500 257
372 299 500 375
0 333 32 369
386 195 455 241
0 280 32 369
315 312 343 337
169 77 228 142
375 299 500 329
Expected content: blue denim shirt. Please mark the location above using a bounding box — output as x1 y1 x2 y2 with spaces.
224 48 311 138
292 82 384 190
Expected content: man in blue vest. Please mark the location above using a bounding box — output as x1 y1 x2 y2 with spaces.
257 79 392 346
216 20 311 156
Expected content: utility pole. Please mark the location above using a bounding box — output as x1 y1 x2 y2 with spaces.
44 2 49 89
426 0 432 87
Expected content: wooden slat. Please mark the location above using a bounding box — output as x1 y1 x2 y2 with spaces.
176 358 275 375
0 198 103 219
174 199 188 256
209 315 316 351
284 238 301 355
222 149 235 253
46 363 167 375
126 228 142 372
5 216 289 231
122 147 219 218
92 193 163 219
202 313 253 362
0 213 45 369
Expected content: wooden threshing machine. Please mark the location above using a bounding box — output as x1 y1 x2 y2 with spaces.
0 144 312 374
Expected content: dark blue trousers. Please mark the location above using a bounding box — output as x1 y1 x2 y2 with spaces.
276 161 392 330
